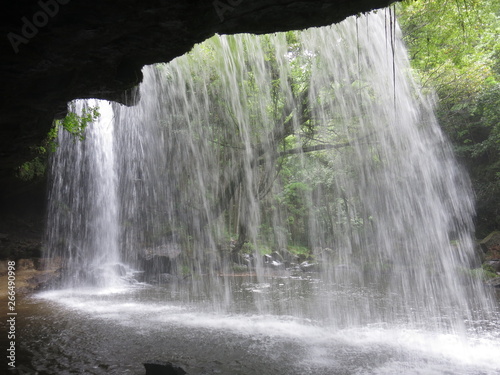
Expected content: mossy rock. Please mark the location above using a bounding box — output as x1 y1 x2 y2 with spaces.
479 231 500 252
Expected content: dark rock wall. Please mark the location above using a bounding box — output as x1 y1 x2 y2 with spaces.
0 0 397 257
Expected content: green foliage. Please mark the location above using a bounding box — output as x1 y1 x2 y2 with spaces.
399 0 499 91
17 156 46 181
17 105 100 181
399 0 500 235
241 241 272 255
287 244 309 255
181 264 191 276
279 182 311 214
464 266 498 281
232 264 249 273
53 105 100 143
482 263 497 275
158 27 416 255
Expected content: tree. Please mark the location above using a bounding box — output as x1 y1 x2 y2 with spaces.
150 30 374 260
398 0 500 235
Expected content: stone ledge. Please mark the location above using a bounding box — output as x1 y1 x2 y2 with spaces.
0 0 397 187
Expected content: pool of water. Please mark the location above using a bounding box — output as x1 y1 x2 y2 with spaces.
3 277 500 375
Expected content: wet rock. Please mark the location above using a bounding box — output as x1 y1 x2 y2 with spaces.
0 257 62 295
474 242 486 263
263 254 284 268
111 263 127 276
144 243 182 259
271 251 284 262
132 270 146 283
144 360 187 375
242 253 254 267
479 231 500 253
140 255 174 279
469 242 485 267
27 271 61 290
17 258 35 270
230 262 249 273
317 247 337 262
486 260 500 273
34 257 63 271
300 261 319 272
72 267 103 286
277 248 299 268
231 252 254 267
485 277 500 288
154 273 178 284
139 242 182 280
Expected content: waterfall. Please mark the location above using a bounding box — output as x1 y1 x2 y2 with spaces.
45 11 494 332
46 100 121 287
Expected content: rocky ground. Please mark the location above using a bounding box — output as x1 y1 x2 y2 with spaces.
0 258 61 298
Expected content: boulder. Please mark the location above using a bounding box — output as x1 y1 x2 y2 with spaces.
139 242 183 279
139 254 174 279
300 261 319 272
242 253 254 267
479 231 500 253
111 263 127 277
16 258 35 270
263 254 284 268
271 251 284 262
231 252 254 267
277 248 299 266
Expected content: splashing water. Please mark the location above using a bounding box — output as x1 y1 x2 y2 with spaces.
44 10 497 348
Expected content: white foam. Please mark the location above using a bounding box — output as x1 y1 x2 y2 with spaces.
37 289 500 373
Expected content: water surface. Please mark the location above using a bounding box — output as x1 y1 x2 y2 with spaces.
9 278 498 375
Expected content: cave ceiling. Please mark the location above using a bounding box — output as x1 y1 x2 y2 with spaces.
0 0 398 194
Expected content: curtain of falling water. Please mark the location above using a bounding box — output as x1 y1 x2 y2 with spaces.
296 15 492 329
45 100 121 287
45 11 495 330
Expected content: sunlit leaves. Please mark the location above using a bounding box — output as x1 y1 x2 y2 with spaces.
399 0 500 234
399 0 499 96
